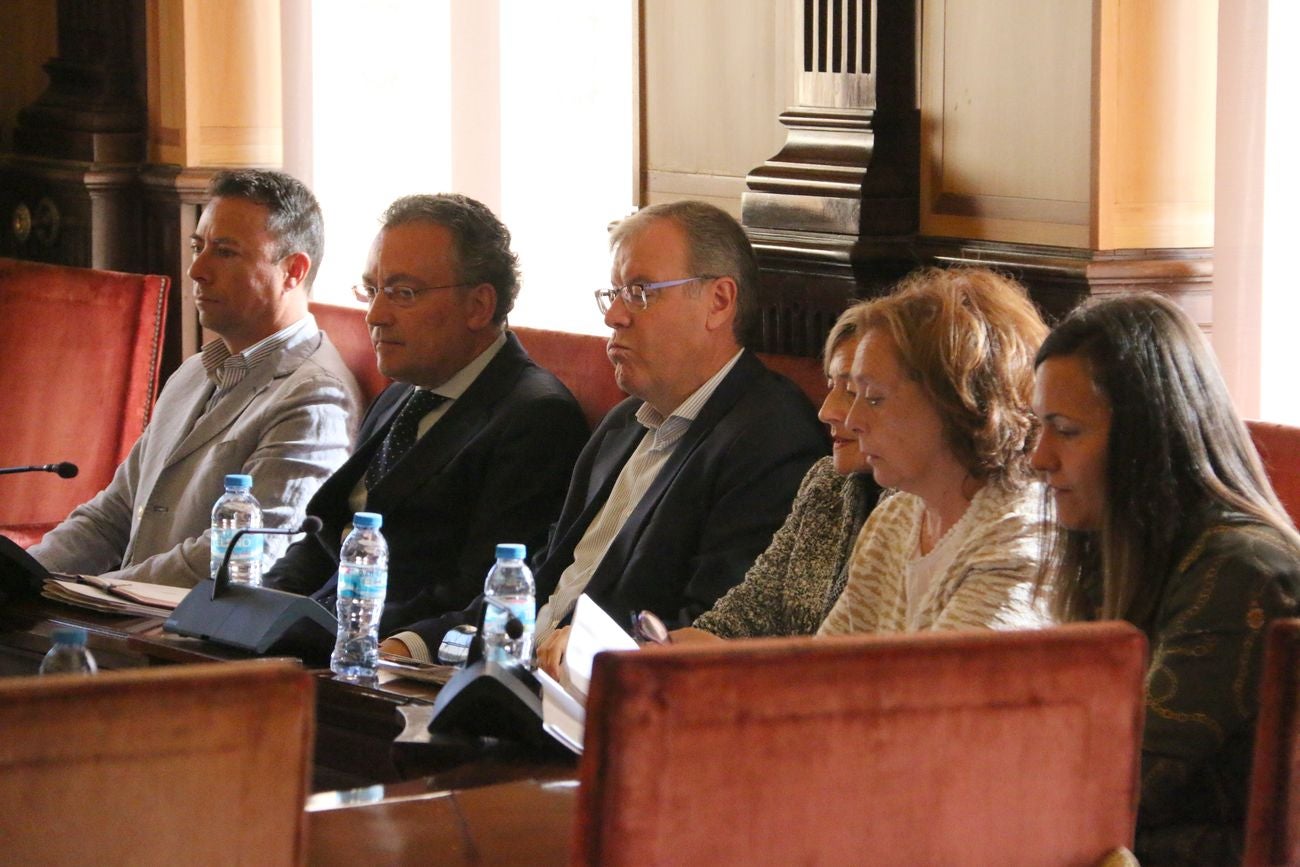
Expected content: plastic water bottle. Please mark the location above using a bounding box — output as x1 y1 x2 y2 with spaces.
331 512 389 683
210 473 263 586
38 626 98 675
482 543 535 666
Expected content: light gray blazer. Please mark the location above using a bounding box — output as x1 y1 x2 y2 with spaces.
30 323 362 587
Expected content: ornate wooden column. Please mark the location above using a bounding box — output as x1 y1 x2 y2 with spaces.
742 0 919 355
740 0 1216 355
0 0 147 271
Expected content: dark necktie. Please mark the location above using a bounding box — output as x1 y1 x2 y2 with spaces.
364 389 448 490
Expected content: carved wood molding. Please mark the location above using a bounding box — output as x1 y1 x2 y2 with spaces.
748 232 1213 355
742 0 918 240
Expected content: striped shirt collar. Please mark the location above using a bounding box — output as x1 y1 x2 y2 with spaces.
201 314 317 393
634 349 743 452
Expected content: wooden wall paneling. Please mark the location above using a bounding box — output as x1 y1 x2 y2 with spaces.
919 0 1093 248
146 0 283 168
0 0 58 151
1096 0 1216 250
0 0 147 272
140 165 213 376
641 0 794 217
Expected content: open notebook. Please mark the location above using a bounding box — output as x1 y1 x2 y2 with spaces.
2 534 186 616
535 594 639 754
42 575 189 616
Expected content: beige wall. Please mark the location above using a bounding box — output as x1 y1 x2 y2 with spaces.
0 0 57 150
641 0 796 216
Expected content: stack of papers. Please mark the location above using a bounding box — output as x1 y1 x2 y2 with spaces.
535 594 639 754
41 575 189 617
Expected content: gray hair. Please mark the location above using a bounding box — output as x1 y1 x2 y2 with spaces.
610 200 759 346
381 194 521 324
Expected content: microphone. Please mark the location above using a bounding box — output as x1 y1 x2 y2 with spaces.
0 461 79 478
212 516 323 600
464 596 525 665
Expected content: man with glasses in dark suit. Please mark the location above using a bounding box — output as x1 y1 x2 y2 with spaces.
264 194 588 660
392 200 827 670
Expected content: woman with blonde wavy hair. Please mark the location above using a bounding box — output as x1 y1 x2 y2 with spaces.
819 266 1052 635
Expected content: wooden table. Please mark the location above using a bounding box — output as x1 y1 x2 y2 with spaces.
306 777 578 865
0 595 577 792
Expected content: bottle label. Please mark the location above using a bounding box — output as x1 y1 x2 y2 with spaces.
212 528 263 561
338 563 387 602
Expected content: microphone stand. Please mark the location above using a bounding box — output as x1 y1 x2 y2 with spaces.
211 517 322 600
165 516 334 659
0 462 79 478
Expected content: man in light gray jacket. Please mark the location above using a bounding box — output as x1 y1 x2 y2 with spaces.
30 170 362 587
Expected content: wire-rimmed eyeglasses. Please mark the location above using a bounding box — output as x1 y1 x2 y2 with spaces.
352 282 471 307
593 276 718 314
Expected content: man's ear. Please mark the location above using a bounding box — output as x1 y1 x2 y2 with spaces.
282 251 312 291
465 283 499 330
704 275 738 334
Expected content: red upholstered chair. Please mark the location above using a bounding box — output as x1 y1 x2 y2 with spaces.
512 327 832 429
1248 420 1300 527
1244 618 1300 867
309 300 390 405
758 350 829 409
303 303 828 434
0 660 315 865
0 258 168 547
513 326 628 430
575 623 1146 867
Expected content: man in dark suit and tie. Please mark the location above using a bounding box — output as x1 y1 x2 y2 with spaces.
264 194 588 660
390 200 827 668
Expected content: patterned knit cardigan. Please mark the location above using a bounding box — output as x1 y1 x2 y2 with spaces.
819 480 1052 635
693 457 877 638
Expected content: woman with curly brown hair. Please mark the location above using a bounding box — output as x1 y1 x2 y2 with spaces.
819 266 1053 635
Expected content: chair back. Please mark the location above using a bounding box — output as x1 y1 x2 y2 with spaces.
1247 420 1300 527
575 623 1146 867
513 326 627 429
0 258 168 545
0 660 314 866
1244 618 1300 867
309 300 390 405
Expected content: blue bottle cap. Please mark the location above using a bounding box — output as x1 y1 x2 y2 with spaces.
353 512 383 529
495 543 526 560
224 473 253 489
51 626 88 646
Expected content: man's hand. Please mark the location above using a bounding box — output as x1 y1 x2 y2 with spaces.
536 626 572 679
379 636 412 658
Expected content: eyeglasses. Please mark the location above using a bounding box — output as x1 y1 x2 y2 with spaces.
352 282 470 307
593 276 718 314
630 610 671 645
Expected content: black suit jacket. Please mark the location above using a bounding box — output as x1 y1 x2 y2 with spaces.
264 332 589 634
407 349 828 649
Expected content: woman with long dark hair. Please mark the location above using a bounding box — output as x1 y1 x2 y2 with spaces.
1031 292 1300 864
